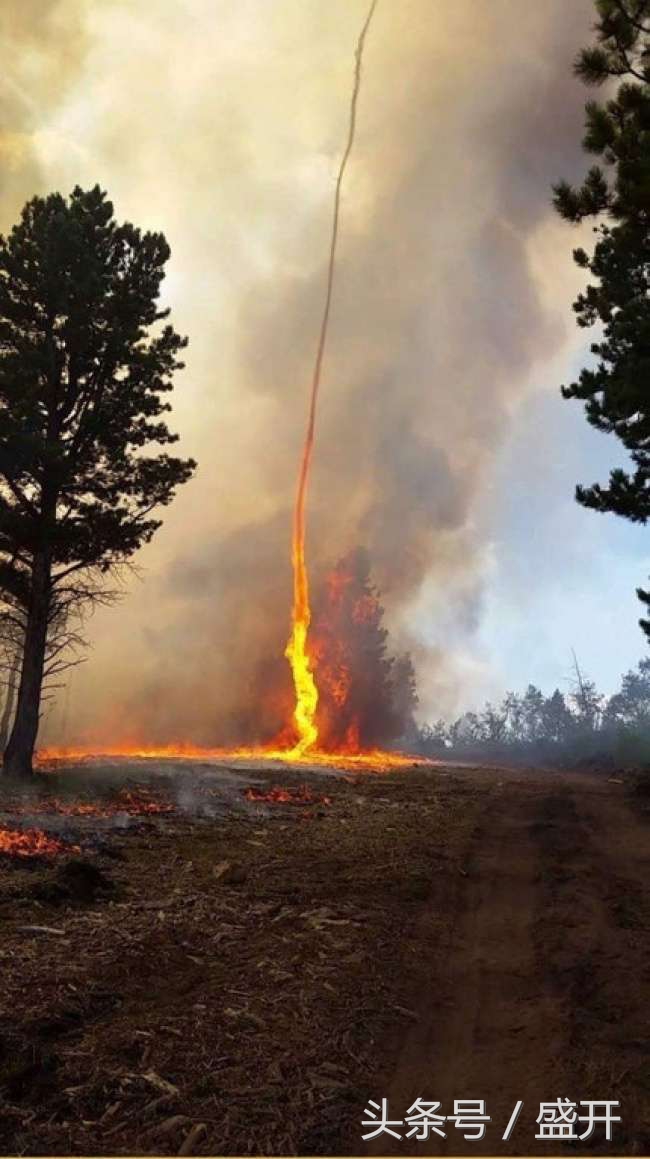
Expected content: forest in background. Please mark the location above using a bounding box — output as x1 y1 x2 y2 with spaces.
416 657 650 766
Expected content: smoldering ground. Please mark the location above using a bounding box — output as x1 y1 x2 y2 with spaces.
0 1 594 745
0 758 320 835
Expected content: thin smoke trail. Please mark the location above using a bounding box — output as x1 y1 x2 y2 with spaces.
285 0 379 754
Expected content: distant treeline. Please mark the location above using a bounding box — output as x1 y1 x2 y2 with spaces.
416 658 650 766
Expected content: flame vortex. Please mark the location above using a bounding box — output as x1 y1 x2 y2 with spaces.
285 0 378 756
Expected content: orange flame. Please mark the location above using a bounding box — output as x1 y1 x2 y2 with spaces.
284 432 319 756
10 788 175 817
283 0 377 757
36 742 427 773
0 826 80 858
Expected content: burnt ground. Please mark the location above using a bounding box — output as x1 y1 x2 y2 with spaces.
0 761 650 1155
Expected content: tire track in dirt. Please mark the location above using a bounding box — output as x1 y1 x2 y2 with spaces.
361 769 650 1156
534 781 650 1155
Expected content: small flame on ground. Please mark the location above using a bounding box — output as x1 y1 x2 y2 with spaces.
0 826 80 858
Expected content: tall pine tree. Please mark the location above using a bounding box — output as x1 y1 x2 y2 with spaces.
0 186 195 776
554 0 650 637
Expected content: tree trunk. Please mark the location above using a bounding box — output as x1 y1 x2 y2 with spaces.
3 552 51 778
0 657 19 752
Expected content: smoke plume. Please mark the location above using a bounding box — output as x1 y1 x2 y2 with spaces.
0 1 594 743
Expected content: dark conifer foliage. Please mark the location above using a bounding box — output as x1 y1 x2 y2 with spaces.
554 1 650 636
0 185 196 775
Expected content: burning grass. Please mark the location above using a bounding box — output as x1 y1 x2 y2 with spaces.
0 827 80 859
37 742 431 773
36 788 175 818
0 784 177 864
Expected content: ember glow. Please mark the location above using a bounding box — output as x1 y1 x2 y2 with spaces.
10 788 175 817
243 785 332 805
0 827 80 859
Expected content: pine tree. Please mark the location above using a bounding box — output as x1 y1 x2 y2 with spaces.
502 691 526 744
0 186 195 776
521 684 546 743
568 655 603 732
541 689 573 745
479 703 508 747
310 548 416 749
604 656 650 723
554 1 650 637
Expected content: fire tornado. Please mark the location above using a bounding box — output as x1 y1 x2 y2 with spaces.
38 0 425 771
285 0 378 756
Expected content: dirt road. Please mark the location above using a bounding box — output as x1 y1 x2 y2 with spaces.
362 766 650 1156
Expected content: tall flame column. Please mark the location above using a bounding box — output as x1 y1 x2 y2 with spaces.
284 0 378 757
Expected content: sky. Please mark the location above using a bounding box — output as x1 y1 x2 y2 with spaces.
1 0 648 743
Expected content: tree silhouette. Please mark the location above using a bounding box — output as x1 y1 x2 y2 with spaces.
541 689 573 744
604 656 650 724
554 0 650 638
0 186 195 776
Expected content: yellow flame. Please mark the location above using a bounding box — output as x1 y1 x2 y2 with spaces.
36 742 430 772
283 0 378 758
285 516 319 756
